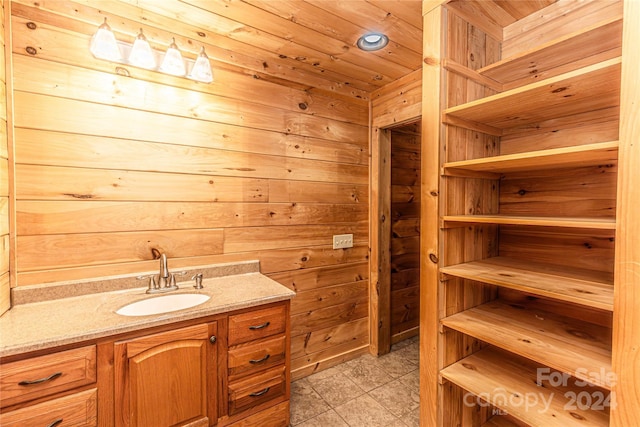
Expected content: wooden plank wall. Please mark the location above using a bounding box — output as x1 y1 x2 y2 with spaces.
390 123 421 342
0 0 9 315
8 0 370 378
371 69 421 129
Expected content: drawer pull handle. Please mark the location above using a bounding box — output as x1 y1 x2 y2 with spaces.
46 419 63 427
249 387 270 397
249 321 270 330
249 354 271 364
18 371 62 386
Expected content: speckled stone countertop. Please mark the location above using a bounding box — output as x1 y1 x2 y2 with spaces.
0 261 295 358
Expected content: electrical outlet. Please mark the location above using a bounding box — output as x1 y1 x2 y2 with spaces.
333 234 354 249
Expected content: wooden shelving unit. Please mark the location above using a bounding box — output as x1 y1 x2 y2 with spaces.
479 17 622 87
424 1 628 425
441 300 613 389
443 58 621 135
441 347 611 427
442 215 616 229
440 257 613 311
442 141 619 176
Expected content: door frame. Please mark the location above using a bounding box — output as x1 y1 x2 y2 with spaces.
369 117 421 356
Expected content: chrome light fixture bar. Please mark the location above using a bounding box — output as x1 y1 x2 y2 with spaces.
89 18 213 83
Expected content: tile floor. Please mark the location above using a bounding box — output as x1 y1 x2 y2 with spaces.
290 336 420 427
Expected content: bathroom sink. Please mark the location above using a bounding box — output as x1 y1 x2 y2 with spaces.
116 293 210 316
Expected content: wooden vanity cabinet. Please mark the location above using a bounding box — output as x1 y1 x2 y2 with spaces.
114 322 218 427
111 300 290 427
0 300 291 427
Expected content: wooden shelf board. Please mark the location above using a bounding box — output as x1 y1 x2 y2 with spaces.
440 257 613 311
443 58 621 131
441 300 613 389
441 347 611 427
442 215 616 229
443 141 619 175
479 17 622 85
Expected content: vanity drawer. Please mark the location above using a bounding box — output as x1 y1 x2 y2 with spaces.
228 304 286 346
228 365 286 416
0 345 97 408
228 335 286 379
0 388 97 427
226 401 290 427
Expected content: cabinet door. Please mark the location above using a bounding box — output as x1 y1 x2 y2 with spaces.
114 322 218 427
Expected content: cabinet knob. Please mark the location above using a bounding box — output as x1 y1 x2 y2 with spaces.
209 335 217 344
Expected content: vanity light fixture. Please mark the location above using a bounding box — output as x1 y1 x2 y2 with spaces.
188 47 214 83
160 38 186 76
356 32 389 51
90 18 121 61
129 29 156 69
89 18 213 83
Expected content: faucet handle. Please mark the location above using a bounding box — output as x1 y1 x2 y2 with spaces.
168 271 187 288
136 274 157 293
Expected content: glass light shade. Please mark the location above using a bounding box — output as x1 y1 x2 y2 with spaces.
129 29 156 69
90 18 121 61
160 38 186 76
188 47 213 83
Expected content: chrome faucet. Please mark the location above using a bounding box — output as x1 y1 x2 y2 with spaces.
157 253 172 289
137 253 185 294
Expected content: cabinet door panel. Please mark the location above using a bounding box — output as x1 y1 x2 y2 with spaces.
130 340 207 427
115 322 217 427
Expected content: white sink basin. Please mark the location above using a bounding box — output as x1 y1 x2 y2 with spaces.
116 293 210 316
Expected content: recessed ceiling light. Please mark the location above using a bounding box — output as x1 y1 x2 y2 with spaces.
357 33 389 51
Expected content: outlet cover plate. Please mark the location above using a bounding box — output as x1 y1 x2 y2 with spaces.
333 234 353 249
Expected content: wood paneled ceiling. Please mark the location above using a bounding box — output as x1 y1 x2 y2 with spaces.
49 1 555 101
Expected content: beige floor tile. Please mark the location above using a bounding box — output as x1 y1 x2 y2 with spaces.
368 378 420 418
342 354 394 392
390 335 417 351
307 373 365 408
295 409 349 427
398 368 420 392
399 407 420 427
290 378 332 425
334 394 406 427
376 350 419 378
291 337 420 426
394 341 419 365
